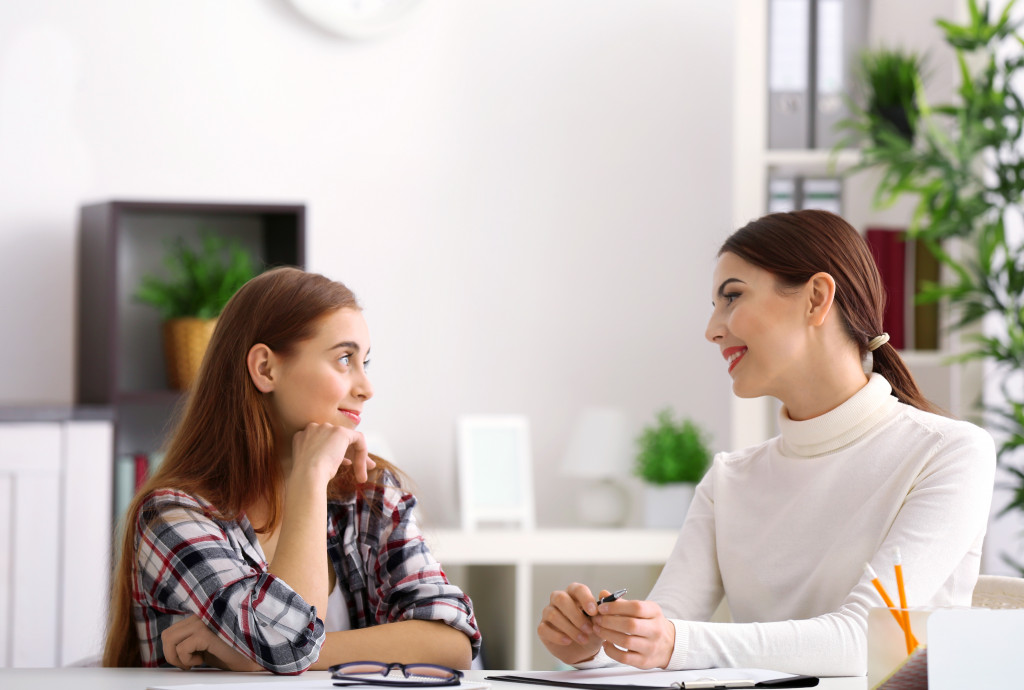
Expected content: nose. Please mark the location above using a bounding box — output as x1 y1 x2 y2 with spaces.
705 309 725 343
353 369 374 401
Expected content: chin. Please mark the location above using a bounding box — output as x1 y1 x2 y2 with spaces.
731 380 763 399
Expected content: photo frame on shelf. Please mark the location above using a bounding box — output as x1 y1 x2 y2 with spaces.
456 415 535 531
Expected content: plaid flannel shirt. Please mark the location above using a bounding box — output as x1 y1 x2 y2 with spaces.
132 471 480 673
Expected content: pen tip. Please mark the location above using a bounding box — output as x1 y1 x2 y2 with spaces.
895 547 902 564
865 562 877 579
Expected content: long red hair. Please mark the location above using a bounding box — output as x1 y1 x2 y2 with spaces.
103 267 397 667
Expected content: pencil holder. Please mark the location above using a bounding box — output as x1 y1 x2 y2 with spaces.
867 606 932 688
870 607 1024 690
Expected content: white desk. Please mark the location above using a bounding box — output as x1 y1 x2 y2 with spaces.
0 667 869 689
425 529 681 670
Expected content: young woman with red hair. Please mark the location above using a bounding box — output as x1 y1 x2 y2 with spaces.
538 210 995 677
104 267 479 673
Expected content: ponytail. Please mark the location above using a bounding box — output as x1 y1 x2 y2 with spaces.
870 341 944 415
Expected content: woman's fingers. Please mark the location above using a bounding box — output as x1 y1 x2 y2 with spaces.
160 615 207 670
160 614 262 672
294 423 377 483
342 430 374 483
537 584 608 665
603 641 655 668
541 601 591 645
591 598 676 669
566 582 602 618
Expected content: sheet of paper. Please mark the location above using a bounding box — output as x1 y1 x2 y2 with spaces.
494 666 801 685
148 680 490 690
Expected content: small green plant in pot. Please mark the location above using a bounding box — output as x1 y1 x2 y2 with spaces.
634 408 712 527
135 231 257 390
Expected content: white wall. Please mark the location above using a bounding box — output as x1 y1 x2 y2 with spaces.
0 1 735 527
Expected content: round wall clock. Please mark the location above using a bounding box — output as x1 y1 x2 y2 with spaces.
286 0 425 40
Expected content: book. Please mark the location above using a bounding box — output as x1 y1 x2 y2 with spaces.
910 239 940 351
114 453 137 520
134 452 149 491
865 228 907 350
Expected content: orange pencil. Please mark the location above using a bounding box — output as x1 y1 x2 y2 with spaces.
865 563 919 649
894 548 914 654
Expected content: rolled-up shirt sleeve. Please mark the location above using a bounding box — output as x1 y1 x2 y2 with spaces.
134 490 325 674
362 481 482 658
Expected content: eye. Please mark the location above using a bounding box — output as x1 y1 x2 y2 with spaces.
723 291 741 305
363 358 371 371
338 354 351 366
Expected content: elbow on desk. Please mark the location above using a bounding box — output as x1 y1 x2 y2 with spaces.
258 650 319 675
250 629 326 675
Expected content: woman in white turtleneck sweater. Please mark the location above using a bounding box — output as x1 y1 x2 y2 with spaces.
537 210 996 677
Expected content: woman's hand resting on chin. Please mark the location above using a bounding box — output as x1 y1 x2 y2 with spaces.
291 422 375 485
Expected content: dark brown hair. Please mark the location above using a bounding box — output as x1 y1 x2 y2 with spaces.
719 209 940 414
103 267 397 667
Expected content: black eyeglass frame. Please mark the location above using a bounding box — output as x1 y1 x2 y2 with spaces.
329 661 464 687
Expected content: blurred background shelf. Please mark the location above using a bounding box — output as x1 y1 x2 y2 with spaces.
426 528 679 671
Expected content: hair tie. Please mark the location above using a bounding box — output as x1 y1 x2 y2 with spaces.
868 333 890 352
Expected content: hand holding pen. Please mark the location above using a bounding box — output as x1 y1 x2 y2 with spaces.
585 588 628 617
537 583 620 666
538 583 676 670
587 590 676 670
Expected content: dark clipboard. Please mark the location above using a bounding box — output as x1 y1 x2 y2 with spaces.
485 674 819 690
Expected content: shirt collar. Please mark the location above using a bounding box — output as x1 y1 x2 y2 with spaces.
777 373 899 457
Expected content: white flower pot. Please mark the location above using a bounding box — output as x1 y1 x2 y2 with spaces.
642 482 696 529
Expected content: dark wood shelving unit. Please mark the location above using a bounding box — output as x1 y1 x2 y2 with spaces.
75 200 306 507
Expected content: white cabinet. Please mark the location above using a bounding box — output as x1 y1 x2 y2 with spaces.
0 414 113 668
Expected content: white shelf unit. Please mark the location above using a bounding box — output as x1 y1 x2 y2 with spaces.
425 528 680 670
731 0 977 448
0 413 113 668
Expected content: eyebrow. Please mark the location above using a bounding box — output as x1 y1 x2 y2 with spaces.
713 278 746 305
329 341 364 354
716 276 749 294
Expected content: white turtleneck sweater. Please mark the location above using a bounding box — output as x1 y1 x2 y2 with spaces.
598 375 995 676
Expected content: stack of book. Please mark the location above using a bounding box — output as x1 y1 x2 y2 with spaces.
865 228 940 351
114 451 165 521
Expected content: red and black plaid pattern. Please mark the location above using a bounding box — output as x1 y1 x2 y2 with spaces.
132 472 480 673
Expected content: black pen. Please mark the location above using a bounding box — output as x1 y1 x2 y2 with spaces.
585 588 627 617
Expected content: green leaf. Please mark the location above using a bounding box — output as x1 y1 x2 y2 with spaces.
133 231 259 320
634 409 712 484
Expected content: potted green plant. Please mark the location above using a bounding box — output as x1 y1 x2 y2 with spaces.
839 0 1024 569
853 47 926 145
135 232 257 390
634 408 712 528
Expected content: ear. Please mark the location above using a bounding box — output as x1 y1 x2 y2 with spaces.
806 272 836 327
246 343 277 393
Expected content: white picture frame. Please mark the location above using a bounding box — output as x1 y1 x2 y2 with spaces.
457 415 535 531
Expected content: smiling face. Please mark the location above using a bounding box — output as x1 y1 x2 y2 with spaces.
705 252 812 400
265 307 374 438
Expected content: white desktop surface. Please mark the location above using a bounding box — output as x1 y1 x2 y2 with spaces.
0 667 867 690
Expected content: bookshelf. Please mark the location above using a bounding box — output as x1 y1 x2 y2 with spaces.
75 200 306 520
730 0 978 449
